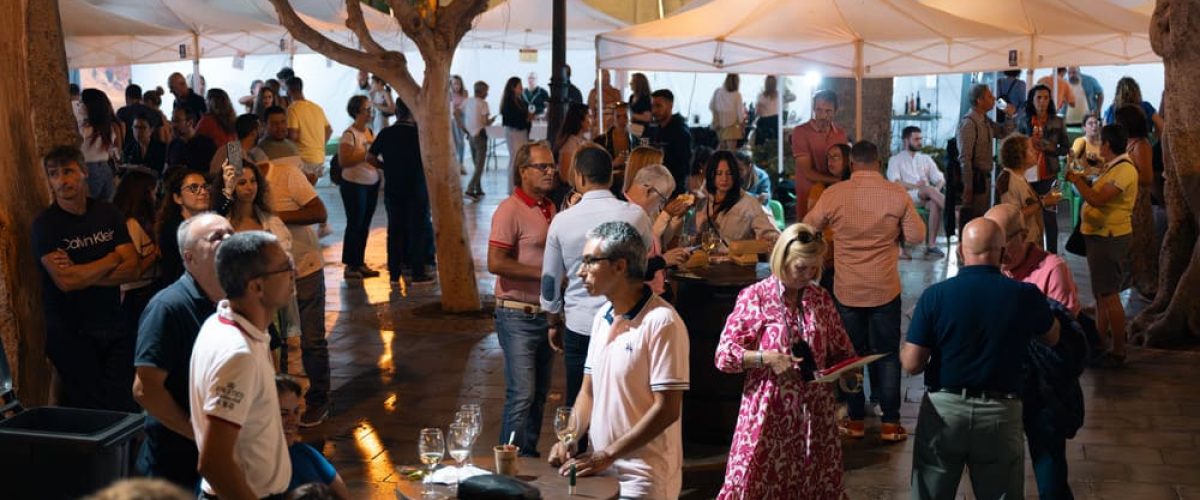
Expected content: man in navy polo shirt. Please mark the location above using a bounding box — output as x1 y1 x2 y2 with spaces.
901 218 1060 500
133 213 232 489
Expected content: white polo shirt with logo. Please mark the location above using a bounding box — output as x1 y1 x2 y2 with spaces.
584 289 689 499
189 300 291 497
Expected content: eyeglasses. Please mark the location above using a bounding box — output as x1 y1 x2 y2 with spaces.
646 185 667 204
522 162 556 172
181 183 211 194
580 255 614 269
253 262 295 279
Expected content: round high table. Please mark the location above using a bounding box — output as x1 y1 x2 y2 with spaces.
669 262 770 449
395 456 619 500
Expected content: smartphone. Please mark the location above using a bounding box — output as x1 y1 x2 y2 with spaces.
226 141 243 180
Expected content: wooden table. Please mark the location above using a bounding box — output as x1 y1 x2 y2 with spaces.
395 455 619 499
669 262 770 448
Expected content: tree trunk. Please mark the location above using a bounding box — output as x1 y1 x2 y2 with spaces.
1 0 62 406
829 77 894 150
413 54 482 312
1131 0 1200 346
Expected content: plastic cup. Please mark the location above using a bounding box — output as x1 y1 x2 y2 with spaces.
493 445 519 476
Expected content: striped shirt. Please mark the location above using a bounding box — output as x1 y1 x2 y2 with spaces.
803 170 926 307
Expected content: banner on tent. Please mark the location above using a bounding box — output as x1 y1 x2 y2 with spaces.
519 49 537 63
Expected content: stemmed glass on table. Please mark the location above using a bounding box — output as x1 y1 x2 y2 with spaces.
455 405 482 466
553 407 577 456
418 428 445 497
447 423 473 480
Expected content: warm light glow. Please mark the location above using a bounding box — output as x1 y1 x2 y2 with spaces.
353 421 395 483
379 329 395 373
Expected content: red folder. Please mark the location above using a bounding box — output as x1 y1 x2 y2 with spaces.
813 354 887 383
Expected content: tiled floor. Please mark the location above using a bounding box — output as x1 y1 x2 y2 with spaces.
299 163 1200 499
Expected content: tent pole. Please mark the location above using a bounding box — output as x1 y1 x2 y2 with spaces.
777 74 784 176
191 32 201 91
596 57 604 134
854 40 863 141
1026 35 1036 90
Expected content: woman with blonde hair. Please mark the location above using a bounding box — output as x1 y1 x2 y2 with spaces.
621 145 665 195
715 223 857 499
1103 76 1165 139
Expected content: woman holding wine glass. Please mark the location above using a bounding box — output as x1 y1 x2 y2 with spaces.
713 224 858 498
662 150 779 251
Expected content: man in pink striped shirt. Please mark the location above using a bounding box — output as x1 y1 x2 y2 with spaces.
804 141 925 442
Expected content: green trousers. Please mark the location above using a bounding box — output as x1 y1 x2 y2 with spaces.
911 391 1025 500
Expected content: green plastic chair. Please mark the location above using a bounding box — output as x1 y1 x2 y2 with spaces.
768 199 786 230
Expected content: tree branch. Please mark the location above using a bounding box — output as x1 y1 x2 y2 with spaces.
267 0 420 100
345 0 386 54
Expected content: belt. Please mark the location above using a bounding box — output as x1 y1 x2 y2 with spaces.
496 299 543 314
929 386 1020 400
201 493 285 500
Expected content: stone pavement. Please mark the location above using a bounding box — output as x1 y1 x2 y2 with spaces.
298 166 1200 499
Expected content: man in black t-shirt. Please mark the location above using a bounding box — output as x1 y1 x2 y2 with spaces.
167 106 217 173
32 146 139 411
646 89 694 195
168 72 207 118
368 102 436 284
133 213 232 489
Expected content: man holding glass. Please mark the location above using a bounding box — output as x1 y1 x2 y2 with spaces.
549 221 689 499
489 141 558 457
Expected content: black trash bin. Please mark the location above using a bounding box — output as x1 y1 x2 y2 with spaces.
0 340 144 499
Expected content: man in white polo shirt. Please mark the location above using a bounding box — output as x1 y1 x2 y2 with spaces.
548 221 689 499
190 231 293 499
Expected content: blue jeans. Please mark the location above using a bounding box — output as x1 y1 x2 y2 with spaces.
296 271 329 409
339 180 380 267
86 160 115 201
838 295 902 422
496 308 553 457
564 328 591 453
1026 408 1073 499
383 189 434 279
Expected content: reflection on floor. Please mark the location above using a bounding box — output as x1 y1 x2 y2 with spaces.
301 165 1200 499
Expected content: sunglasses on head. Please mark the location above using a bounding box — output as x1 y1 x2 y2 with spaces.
783 230 822 257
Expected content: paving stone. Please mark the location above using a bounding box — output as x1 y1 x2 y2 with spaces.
1083 444 1163 464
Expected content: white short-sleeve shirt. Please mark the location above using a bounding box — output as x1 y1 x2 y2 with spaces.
189 301 291 497
584 290 689 499
886 151 945 202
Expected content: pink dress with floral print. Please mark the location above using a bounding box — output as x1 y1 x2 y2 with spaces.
714 276 857 500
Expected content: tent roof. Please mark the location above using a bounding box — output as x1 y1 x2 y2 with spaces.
62 0 406 69
462 0 627 50
597 0 1157 77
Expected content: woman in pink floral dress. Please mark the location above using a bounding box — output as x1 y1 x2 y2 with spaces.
714 223 857 499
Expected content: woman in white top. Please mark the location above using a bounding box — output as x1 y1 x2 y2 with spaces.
79 88 124 201
112 170 160 332
753 75 795 147
449 75 469 168
710 74 746 151
338 95 381 279
369 75 396 134
663 150 779 249
997 134 1060 248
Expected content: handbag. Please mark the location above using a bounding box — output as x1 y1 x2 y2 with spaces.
457 475 541 499
718 124 744 141
1065 220 1087 256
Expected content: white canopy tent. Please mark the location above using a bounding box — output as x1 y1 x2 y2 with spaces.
462 0 628 51
596 0 1157 171
61 0 405 69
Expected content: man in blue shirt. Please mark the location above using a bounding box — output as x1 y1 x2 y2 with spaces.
1067 66 1105 127
133 213 232 489
901 218 1060 500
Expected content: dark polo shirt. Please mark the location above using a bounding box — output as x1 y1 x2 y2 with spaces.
906 265 1053 394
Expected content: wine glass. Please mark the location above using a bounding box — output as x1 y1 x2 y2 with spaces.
417 428 445 496
454 411 479 466
553 407 577 455
1047 180 1063 213
460 404 482 440
700 227 721 254
447 423 472 477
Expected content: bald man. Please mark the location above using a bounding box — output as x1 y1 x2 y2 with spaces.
985 204 1080 315
902 218 1059 500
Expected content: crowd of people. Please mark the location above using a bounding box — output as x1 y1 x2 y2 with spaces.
39 63 1159 499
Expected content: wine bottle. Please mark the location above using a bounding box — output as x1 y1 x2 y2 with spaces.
916 92 922 114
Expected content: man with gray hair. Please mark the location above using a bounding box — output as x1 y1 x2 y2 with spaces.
133 213 233 488
957 83 1016 222
541 146 654 455
624 165 691 291
548 221 689 499
190 231 293 499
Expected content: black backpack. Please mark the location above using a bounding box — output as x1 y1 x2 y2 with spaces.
329 153 343 185
1025 298 1088 438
